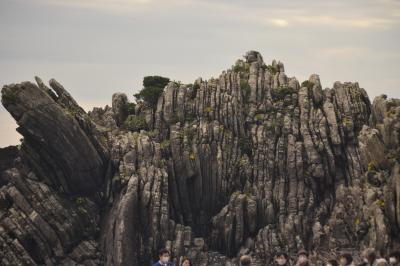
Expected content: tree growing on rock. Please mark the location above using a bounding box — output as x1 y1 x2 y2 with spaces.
134 75 170 108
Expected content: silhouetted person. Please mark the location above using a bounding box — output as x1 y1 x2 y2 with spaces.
358 248 377 266
179 256 191 266
389 250 400 266
275 252 290 266
339 253 354 266
296 250 309 266
152 248 173 266
240 255 252 266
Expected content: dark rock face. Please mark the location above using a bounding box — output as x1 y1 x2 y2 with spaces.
0 51 399 265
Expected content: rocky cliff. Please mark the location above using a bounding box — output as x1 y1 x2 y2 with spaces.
1 51 399 265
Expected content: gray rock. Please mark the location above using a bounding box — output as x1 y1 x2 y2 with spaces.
0 51 399 265
112 93 128 127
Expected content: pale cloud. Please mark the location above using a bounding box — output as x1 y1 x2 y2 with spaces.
317 46 400 61
266 19 289 27
34 0 154 14
291 15 397 29
317 47 371 57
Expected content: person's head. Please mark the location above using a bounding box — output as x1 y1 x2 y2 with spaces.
240 255 252 266
339 253 353 266
362 248 377 264
297 250 308 263
180 257 191 266
275 252 288 265
159 248 170 264
389 250 400 265
326 259 339 266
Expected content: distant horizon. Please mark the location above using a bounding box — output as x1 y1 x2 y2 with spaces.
1 0 399 147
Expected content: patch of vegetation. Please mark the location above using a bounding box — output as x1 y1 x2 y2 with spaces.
376 199 385 207
160 139 170 149
123 114 148 132
272 85 295 101
238 156 249 167
342 117 352 127
189 151 196 161
233 61 250 73
254 114 263 121
134 76 170 108
173 80 182 87
301 80 314 90
158 159 167 168
254 114 264 125
265 65 278 75
349 87 363 101
240 80 251 101
238 136 253 157
99 136 108 146
367 161 376 172
75 197 85 205
191 83 200 99
263 120 277 131
143 76 170 89
125 102 136 115
65 109 78 118
204 106 213 114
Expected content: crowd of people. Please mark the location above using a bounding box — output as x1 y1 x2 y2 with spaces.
151 248 400 266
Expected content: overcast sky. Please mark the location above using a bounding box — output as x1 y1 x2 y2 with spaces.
1 0 399 147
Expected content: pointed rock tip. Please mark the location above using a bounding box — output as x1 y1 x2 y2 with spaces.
244 50 264 64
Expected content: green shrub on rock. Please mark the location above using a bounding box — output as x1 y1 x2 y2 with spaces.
240 80 251 101
272 85 295 101
123 114 147 132
301 80 314 90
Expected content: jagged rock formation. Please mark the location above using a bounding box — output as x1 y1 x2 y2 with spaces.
1 51 399 265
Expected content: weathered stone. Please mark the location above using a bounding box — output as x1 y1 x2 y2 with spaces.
112 92 128 127
0 51 399 265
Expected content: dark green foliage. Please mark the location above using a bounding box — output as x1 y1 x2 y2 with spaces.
160 139 170 149
238 136 253 157
75 197 85 205
134 76 170 108
272 86 295 101
191 83 200 99
234 63 250 73
125 102 136 115
143 76 170 88
240 80 251 101
265 65 277 75
173 80 182 87
123 114 147 132
301 80 314 90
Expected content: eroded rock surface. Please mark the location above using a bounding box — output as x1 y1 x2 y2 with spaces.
1 51 399 265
